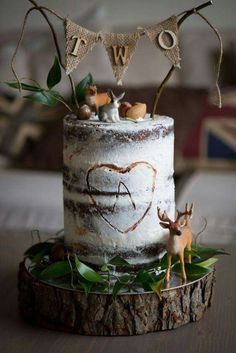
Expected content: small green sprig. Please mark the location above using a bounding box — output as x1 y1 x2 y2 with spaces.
6 56 94 115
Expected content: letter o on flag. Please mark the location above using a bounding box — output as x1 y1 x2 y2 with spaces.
157 30 177 50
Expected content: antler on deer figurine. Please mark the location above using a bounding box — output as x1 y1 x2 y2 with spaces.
157 203 194 282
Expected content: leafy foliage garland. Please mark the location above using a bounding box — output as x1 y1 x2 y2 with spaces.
25 237 228 299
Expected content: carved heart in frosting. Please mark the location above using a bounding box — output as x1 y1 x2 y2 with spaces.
86 161 157 234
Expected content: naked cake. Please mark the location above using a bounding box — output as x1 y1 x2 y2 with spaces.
63 115 175 266
13 0 224 336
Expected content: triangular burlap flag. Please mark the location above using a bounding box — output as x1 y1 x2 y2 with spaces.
101 32 140 85
145 16 181 67
65 18 98 75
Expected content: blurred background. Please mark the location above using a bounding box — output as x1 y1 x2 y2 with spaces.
0 0 236 243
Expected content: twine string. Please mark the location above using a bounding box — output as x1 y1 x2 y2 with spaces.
37 6 64 21
11 6 35 93
194 10 223 108
151 2 222 116
11 5 65 93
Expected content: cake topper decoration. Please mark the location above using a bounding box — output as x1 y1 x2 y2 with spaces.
65 19 98 75
143 16 180 68
101 32 140 85
65 15 180 85
98 90 125 122
84 85 111 114
65 15 181 86
124 103 147 121
7 0 223 118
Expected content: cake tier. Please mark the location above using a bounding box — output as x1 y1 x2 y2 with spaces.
63 115 175 266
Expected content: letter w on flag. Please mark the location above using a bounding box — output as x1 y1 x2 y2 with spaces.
102 32 140 85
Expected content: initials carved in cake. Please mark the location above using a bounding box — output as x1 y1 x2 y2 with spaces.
86 161 157 234
112 181 136 213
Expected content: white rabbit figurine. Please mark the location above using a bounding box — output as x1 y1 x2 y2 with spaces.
98 90 125 123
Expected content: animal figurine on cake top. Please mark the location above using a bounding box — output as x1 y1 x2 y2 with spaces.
84 85 111 114
157 203 194 282
119 102 147 121
98 90 125 123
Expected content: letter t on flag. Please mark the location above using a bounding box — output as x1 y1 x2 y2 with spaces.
65 18 98 75
102 32 140 85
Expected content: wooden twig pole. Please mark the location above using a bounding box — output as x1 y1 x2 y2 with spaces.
178 1 213 26
27 0 79 109
28 0 63 66
151 1 213 117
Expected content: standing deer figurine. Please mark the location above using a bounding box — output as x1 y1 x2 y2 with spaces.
157 203 194 282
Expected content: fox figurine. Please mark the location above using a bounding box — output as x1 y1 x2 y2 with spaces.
84 85 111 113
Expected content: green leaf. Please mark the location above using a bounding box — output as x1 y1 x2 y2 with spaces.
112 275 132 299
101 264 110 272
135 269 153 284
185 248 201 261
134 269 155 291
150 277 164 300
24 242 53 258
197 257 218 268
191 245 229 264
74 255 103 283
172 262 210 280
24 91 58 107
159 253 178 269
75 73 93 102
80 280 93 295
108 256 131 267
47 56 61 89
6 81 42 92
31 266 44 278
48 273 73 287
112 281 124 299
39 261 71 280
77 273 94 295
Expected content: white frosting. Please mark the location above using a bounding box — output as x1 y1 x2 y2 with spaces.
63 115 175 265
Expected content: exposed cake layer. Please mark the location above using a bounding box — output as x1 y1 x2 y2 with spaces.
63 115 175 265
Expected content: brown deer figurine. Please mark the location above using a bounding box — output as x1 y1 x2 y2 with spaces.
157 203 194 282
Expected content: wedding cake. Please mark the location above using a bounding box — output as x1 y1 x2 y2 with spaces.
63 115 175 266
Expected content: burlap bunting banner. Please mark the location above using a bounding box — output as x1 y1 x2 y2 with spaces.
101 32 140 85
64 16 181 80
65 18 98 75
144 16 181 67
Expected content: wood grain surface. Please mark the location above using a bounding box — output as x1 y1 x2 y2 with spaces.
18 262 215 335
0 230 235 353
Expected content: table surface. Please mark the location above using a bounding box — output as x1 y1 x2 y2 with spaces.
0 231 235 353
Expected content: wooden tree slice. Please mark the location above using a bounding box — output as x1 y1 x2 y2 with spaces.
18 261 215 336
